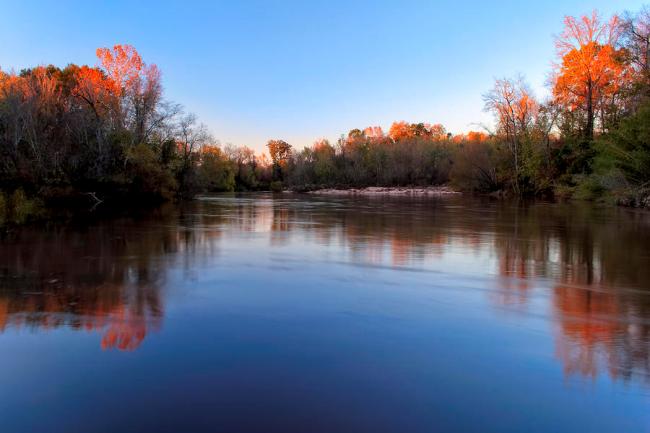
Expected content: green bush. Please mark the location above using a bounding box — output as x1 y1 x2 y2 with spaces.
270 181 283 192
125 144 178 199
595 102 650 186
573 175 606 201
579 101 650 206
9 189 42 224
198 149 236 192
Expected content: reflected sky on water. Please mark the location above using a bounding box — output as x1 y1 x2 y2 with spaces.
1 194 649 433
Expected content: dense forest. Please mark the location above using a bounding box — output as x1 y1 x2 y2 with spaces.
0 7 649 224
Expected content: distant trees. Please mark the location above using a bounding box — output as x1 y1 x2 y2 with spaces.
450 135 501 192
284 126 453 189
388 121 447 141
2 5 650 216
222 144 272 190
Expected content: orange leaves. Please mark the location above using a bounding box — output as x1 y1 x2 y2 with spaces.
96 44 143 96
0 70 26 98
0 67 61 115
345 122 448 145
363 126 384 139
429 124 447 140
70 44 162 131
553 42 631 109
484 77 538 136
141 63 161 97
201 144 223 157
73 44 156 102
388 121 411 141
552 11 633 137
388 122 446 142
267 139 292 164
453 131 489 143
72 66 114 113
467 131 488 142
312 138 335 154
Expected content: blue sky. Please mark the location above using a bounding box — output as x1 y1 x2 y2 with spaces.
1 0 646 151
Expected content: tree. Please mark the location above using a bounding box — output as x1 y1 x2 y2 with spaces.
175 113 211 195
388 121 412 141
622 7 650 82
73 66 115 120
388 121 447 142
363 126 384 140
96 45 144 96
267 139 291 181
552 11 631 140
484 76 538 194
596 100 650 192
198 145 235 192
95 44 163 143
534 99 562 168
621 6 650 111
312 139 336 184
224 144 259 190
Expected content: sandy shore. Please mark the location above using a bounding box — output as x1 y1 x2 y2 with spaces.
305 186 461 196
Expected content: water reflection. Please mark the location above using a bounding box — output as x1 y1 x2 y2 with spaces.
0 195 649 388
0 204 226 350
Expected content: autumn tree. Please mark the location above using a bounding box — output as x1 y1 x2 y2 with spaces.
388 121 447 141
467 131 489 142
484 76 538 194
388 121 412 141
96 44 163 143
72 66 114 120
552 11 631 140
0 67 81 183
362 126 384 141
267 139 292 181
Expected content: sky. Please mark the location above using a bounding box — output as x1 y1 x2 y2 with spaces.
1 0 646 152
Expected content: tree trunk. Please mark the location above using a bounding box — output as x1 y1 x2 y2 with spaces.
586 79 594 141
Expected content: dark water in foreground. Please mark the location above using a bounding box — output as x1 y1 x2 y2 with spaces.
1 194 650 433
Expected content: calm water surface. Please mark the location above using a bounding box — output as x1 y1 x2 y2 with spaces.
1 194 650 433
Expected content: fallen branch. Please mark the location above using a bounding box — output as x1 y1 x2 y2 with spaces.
84 192 104 211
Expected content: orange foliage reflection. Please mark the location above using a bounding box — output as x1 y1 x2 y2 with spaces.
1 197 649 380
0 205 224 351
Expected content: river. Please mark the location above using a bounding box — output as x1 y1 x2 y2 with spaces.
1 194 649 432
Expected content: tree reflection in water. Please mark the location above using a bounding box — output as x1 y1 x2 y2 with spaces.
0 204 225 351
0 196 648 384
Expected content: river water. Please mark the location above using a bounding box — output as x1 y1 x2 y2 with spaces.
1 194 649 433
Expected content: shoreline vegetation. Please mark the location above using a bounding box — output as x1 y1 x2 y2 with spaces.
303 186 461 196
1 7 649 226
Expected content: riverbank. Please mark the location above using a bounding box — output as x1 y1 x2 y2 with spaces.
304 186 461 196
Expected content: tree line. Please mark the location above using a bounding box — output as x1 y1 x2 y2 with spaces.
0 43 275 222
0 6 649 224
277 7 650 206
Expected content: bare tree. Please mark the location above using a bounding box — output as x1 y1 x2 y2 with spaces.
483 76 538 194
